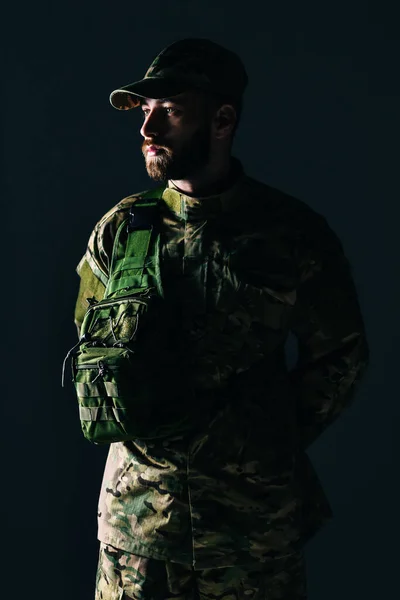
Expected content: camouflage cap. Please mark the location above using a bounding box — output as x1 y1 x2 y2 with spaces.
109 38 248 110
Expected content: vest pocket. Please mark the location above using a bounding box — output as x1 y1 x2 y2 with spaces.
69 293 155 444
73 347 144 443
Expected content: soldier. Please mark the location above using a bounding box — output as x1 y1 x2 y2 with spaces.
73 38 369 599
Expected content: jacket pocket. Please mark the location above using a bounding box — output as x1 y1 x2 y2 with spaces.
238 281 296 331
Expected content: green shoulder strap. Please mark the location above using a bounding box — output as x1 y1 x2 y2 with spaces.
104 185 166 299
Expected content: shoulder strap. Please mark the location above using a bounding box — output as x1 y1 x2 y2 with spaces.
104 185 166 298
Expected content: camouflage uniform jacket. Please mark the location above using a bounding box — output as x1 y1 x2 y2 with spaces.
74 157 369 569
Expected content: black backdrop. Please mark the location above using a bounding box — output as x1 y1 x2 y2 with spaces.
3 1 398 598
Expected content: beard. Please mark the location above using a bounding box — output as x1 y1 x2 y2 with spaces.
142 121 212 182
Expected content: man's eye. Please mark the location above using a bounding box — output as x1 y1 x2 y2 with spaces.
141 107 179 117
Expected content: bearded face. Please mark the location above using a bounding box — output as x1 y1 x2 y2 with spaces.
140 91 213 182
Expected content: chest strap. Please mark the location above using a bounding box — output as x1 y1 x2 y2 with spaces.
104 185 166 299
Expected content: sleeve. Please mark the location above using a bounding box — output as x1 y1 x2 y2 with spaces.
73 196 141 337
74 258 107 337
288 219 370 450
73 211 117 337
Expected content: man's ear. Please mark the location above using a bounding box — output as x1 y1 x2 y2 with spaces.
214 104 237 139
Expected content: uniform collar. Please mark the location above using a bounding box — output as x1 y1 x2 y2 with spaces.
162 156 245 219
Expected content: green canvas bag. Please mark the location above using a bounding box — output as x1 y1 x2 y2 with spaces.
61 186 194 444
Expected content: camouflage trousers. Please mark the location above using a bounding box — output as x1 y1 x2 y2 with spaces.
95 542 307 600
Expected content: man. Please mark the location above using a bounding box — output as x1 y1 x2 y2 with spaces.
74 38 369 599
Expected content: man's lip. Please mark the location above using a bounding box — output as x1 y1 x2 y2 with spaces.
147 145 162 155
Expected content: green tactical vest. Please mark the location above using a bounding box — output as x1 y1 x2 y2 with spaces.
61 185 197 445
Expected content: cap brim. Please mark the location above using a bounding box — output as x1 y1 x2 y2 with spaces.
109 78 189 110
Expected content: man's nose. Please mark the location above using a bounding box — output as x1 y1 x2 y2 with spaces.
140 110 165 138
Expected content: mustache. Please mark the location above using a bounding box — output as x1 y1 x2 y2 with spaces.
143 141 169 150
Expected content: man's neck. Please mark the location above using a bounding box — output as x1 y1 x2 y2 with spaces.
169 157 234 198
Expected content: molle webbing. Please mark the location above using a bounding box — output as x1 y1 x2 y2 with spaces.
79 406 126 422
75 381 120 397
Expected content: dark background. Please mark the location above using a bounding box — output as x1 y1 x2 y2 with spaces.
3 1 398 598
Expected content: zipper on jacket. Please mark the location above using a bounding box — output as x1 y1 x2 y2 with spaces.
186 450 196 568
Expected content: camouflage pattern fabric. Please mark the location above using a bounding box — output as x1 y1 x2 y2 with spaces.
74 156 369 569
95 541 307 599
